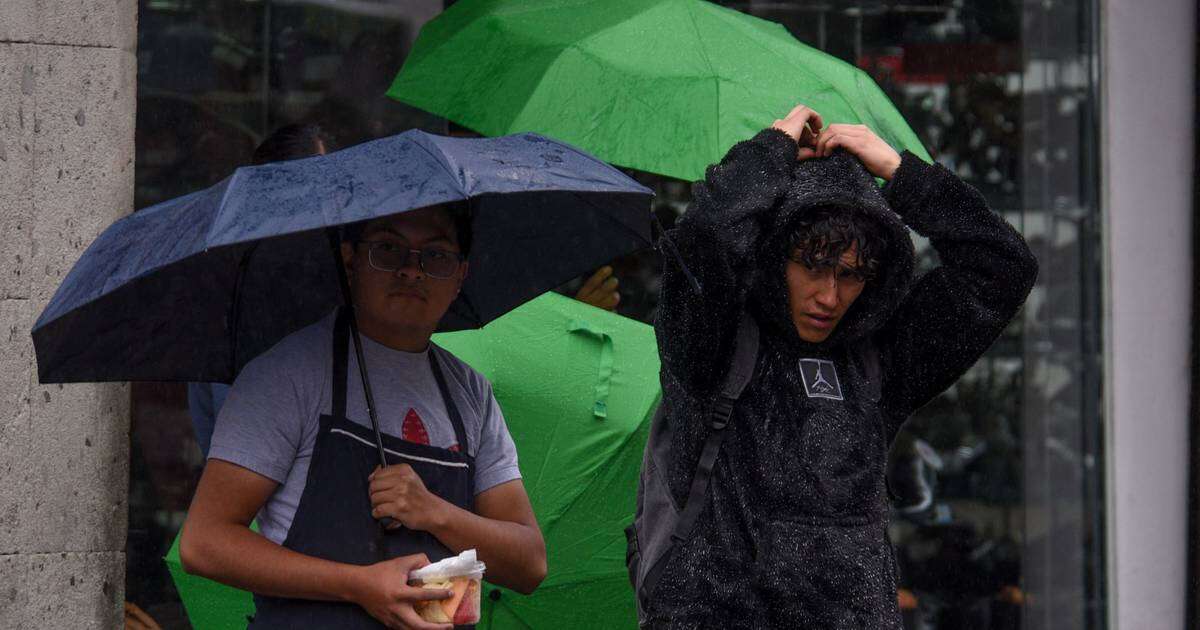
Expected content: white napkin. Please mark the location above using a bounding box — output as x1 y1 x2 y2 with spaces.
409 549 487 581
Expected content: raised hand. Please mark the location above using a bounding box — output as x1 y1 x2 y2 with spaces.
808 123 902 181
574 266 621 311
771 103 823 157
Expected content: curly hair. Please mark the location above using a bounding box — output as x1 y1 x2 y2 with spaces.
786 207 889 280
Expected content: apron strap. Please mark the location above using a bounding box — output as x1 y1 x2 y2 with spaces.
331 310 468 455
428 348 470 455
332 308 350 422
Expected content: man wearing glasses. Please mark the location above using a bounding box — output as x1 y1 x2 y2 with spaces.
180 203 547 629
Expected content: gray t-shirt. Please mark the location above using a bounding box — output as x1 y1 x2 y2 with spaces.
209 311 521 545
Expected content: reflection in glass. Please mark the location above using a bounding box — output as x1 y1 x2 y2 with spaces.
128 2 443 626
128 2 1103 628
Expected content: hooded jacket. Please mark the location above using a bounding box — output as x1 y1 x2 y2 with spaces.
647 129 1038 629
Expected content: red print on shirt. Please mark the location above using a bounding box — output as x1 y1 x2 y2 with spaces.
401 408 430 445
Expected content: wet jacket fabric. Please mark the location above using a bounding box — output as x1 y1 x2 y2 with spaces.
648 129 1038 629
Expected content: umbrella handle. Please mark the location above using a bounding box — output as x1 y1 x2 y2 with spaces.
326 229 405 535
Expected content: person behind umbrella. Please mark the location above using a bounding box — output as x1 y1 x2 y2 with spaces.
445 122 624 314
180 198 547 627
643 104 1037 628
187 122 333 458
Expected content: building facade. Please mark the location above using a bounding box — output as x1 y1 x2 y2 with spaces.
0 0 1194 628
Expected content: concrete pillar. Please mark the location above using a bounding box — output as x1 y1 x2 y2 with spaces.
0 1 136 627
1103 0 1196 628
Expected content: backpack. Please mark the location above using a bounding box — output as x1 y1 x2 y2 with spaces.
624 313 759 624
624 315 882 624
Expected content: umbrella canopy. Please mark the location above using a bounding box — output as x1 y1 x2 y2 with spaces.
388 0 930 182
165 523 259 630
163 293 657 629
436 292 656 629
33 130 653 384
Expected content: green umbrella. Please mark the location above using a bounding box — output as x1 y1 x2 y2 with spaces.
436 292 657 629
388 0 930 182
165 293 657 629
165 522 259 629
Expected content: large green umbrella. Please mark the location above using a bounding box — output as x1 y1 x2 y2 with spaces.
388 0 929 182
165 293 657 629
436 292 657 629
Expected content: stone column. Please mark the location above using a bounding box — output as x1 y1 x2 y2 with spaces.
1104 0 1197 628
0 1 136 627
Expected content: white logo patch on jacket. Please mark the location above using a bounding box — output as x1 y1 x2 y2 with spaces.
799 359 843 400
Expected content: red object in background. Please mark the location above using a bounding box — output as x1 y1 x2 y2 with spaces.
860 43 1021 84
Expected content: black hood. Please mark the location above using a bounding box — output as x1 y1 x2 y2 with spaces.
748 148 916 349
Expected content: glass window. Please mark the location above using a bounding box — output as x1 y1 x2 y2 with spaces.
127 2 1104 628
716 2 1105 628
127 2 444 626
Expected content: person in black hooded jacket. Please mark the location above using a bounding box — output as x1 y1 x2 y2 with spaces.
646 104 1038 629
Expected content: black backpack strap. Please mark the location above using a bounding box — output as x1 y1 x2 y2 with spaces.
671 312 760 543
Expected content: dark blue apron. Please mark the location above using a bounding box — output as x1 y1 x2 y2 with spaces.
249 309 477 628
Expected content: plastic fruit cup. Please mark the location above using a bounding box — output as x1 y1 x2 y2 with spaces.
412 571 483 625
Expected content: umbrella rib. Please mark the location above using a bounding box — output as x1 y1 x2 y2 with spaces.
705 6 834 90
505 42 593 142
202 169 244 248
849 70 885 132
408 135 470 199
537 398 658 542
526 399 568 509
459 291 484 327
226 241 260 377
683 2 722 159
534 570 636 590
575 191 652 246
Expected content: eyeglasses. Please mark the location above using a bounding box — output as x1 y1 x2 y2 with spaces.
360 241 464 279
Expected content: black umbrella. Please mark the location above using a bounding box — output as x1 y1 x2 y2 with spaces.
34 130 652 383
34 130 653 478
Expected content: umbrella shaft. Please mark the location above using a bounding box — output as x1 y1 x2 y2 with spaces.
348 316 389 469
326 229 389 470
